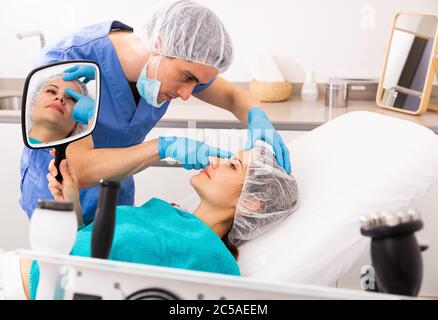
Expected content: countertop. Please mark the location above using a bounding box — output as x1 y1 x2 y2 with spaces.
0 89 22 98
2 83 438 133
159 96 438 133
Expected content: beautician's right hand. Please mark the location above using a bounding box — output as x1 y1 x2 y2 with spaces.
158 136 232 170
64 88 94 125
63 65 96 84
47 157 80 203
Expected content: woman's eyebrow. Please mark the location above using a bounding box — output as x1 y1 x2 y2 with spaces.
45 84 59 89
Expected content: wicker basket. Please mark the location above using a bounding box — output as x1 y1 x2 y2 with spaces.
249 80 293 102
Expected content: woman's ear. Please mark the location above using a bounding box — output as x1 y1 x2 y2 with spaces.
233 184 244 208
151 35 164 51
235 195 261 213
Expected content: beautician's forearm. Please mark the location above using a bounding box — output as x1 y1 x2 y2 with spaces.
67 139 160 189
228 88 259 125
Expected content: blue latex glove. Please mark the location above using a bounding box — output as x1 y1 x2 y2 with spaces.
63 65 96 84
158 136 232 170
245 107 292 173
64 88 94 125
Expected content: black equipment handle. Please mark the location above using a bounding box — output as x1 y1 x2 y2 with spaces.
54 144 68 183
91 180 120 259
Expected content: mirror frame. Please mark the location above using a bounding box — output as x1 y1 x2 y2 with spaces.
376 12 438 115
21 60 101 149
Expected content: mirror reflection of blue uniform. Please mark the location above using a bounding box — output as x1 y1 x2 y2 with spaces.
19 21 213 223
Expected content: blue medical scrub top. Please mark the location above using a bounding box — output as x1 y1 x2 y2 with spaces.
19 21 214 223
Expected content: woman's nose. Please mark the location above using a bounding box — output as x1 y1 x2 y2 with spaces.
55 95 65 105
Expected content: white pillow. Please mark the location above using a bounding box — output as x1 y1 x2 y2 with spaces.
237 111 438 286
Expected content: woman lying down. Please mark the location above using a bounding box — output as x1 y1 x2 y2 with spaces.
1 143 298 300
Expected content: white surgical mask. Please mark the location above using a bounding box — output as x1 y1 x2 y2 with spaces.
136 55 166 108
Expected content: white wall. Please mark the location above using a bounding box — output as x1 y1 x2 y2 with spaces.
0 0 437 81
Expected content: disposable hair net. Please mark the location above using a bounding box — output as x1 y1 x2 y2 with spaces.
228 142 299 246
136 0 233 73
28 74 89 137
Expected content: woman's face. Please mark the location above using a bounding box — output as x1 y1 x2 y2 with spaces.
147 55 219 103
31 78 81 136
190 150 250 211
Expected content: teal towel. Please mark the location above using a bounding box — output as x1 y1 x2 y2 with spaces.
29 198 240 299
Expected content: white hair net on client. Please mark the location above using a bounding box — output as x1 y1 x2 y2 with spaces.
28 73 89 137
228 142 299 246
136 0 234 73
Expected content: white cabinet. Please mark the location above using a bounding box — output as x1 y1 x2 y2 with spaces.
203 129 307 154
146 126 205 141
133 167 195 208
0 123 30 250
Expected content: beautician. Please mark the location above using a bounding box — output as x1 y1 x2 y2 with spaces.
20 0 292 223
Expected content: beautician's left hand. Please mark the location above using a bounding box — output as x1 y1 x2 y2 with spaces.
64 88 94 125
47 158 80 204
245 107 292 173
48 156 83 226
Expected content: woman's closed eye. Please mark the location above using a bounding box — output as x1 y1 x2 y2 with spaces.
228 159 241 170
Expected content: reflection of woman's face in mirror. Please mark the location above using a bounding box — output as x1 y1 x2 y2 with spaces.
29 78 82 143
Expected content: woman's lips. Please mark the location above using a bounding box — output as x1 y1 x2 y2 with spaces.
46 103 65 115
